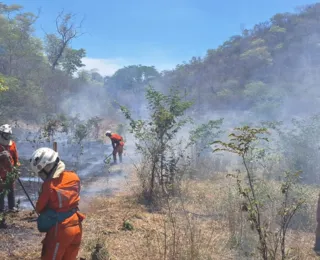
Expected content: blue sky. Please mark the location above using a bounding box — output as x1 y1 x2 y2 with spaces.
5 0 318 76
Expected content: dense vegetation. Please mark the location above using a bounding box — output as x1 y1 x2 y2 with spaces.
2 3 320 122
106 3 320 121
0 3 105 122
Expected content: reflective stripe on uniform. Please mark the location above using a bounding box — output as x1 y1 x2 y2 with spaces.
57 190 62 208
52 242 60 260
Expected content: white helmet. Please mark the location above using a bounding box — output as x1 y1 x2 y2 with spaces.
29 147 59 174
105 130 112 136
0 124 12 140
0 124 12 134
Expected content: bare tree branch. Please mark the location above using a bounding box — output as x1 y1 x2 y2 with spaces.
50 10 85 70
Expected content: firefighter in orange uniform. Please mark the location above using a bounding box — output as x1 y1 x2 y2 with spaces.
30 147 85 260
105 130 124 164
0 124 20 228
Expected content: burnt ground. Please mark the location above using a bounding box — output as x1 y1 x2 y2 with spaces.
0 211 42 260
10 137 137 211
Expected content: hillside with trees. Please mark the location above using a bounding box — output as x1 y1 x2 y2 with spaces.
105 3 320 121
1 3 320 123
167 3 320 120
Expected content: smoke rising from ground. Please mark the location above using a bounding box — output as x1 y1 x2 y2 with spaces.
60 84 110 121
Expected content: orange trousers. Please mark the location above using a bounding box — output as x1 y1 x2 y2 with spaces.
113 144 124 163
113 144 123 156
41 223 82 260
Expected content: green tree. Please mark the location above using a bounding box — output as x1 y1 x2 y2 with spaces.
0 4 42 77
214 126 305 260
90 69 104 84
44 11 84 72
108 65 160 92
107 65 160 117
120 85 193 203
60 47 86 75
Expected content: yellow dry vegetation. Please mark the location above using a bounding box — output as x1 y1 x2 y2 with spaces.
0 172 319 260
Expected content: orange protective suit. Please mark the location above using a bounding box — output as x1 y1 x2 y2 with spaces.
0 141 19 211
0 141 18 180
109 133 124 163
36 168 85 260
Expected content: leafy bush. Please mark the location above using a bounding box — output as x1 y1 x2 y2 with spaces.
214 126 306 260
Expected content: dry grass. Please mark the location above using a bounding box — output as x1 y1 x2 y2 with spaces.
0 172 319 260
79 195 234 260
78 172 320 260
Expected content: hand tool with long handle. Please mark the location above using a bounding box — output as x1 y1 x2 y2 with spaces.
17 177 38 216
103 153 113 163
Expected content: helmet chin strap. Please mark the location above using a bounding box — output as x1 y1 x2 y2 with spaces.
39 158 60 181
1 133 10 140
39 171 48 181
